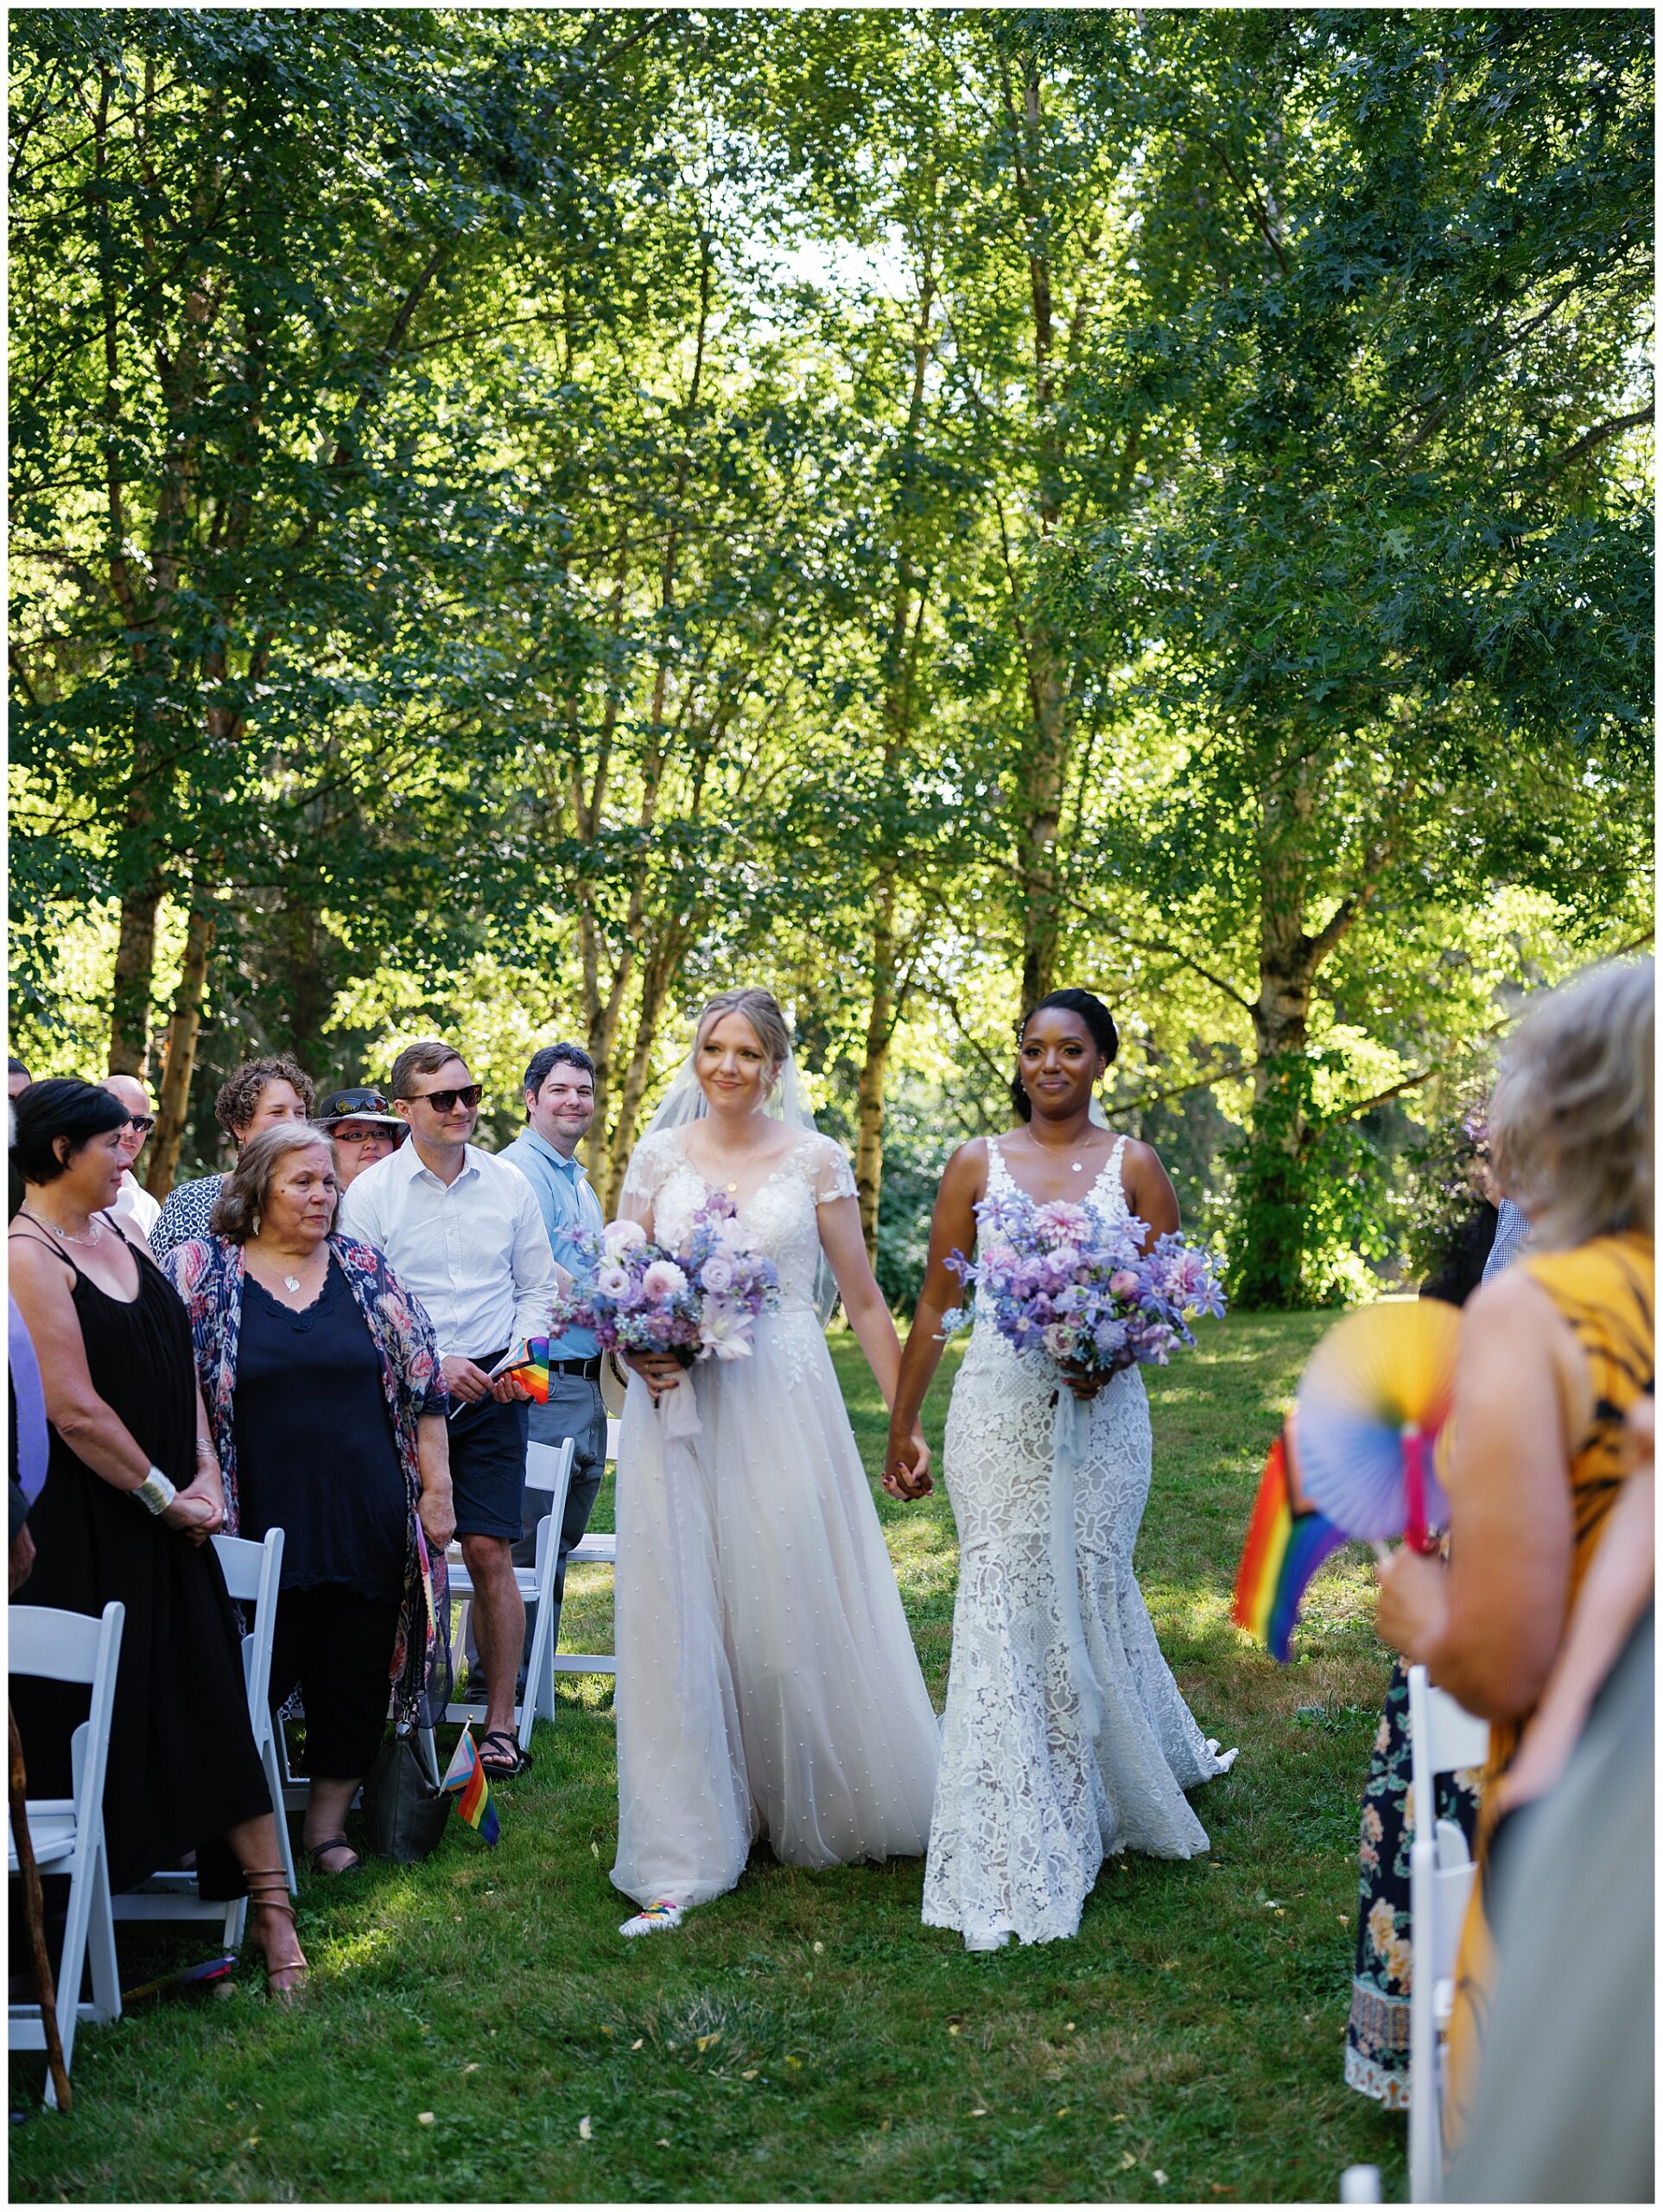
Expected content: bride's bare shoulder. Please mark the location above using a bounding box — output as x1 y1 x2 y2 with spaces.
941 1137 991 1190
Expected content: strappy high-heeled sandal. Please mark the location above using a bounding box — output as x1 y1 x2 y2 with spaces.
245 1871 308 2002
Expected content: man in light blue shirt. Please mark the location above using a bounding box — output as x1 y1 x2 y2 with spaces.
500 1043 608 1662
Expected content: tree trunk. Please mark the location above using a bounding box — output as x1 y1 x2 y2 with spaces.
854 874 898 1260
1017 630 1070 1008
1008 61 1071 1011
145 896 215 1198
108 872 162 1077
277 891 331 1069
1249 758 1319 1068
854 274 936 1262
606 935 685 1210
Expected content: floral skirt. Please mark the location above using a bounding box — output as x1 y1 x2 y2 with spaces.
1344 1658 1483 2107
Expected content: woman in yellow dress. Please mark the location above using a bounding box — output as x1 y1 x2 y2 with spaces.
1375 956 1653 2155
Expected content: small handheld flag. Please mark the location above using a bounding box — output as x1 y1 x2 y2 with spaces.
489 1338 552 1403
121 1952 238 2006
441 1723 501 1847
1233 1420 1349 1662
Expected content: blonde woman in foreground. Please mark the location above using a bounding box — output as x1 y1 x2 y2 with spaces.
609 988 940 1936
1375 956 1653 2159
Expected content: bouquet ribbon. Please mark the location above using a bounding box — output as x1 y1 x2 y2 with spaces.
655 1370 708 1710
658 1368 702 1441
1050 1386 1108 1742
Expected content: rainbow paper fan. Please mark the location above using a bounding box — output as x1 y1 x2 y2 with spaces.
1295 1300 1461 1551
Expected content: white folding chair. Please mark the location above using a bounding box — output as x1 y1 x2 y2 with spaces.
113 1526 290 1946
549 1418 619 1682
9 1600 126 2107
446 1435 576 1751
1406 1663 1490 2202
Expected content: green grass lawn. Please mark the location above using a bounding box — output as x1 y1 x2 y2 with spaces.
10 1313 1408 2202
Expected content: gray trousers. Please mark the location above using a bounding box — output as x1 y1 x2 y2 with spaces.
517 1372 608 1673
462 1370 608 1693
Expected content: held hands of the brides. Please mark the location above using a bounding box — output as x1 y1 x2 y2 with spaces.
883 1427 933 1502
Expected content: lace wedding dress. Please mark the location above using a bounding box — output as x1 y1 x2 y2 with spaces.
923 1134 1232 1948
611 1126 940 1910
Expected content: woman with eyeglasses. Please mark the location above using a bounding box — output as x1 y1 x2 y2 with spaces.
314 1085 408 1192
149 1053 314 1261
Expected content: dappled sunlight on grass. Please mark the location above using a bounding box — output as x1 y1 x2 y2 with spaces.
13 1313 1403 2204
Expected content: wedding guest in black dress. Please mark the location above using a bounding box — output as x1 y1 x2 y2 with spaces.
162 1124 455 1874
8 1080 307 1998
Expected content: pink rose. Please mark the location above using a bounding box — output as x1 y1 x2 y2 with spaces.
1109 1269 1139 1299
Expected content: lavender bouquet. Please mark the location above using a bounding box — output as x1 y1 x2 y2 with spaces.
551 1193 780 1435
939 1190 1224 1380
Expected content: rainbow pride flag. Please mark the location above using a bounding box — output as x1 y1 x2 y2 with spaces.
489 1338 552 1403
1232 1422 1349 1664
441 1724 502 1847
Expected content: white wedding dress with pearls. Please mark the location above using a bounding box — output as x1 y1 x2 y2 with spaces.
611 1126 940 1912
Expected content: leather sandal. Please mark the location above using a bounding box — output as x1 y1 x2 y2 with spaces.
306 1836 362 1876
245 1871 308 2002
479 1729 532 1778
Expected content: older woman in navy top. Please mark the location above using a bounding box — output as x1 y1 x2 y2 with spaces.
163 1124 454 1873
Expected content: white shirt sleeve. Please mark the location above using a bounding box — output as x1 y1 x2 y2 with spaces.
336 1166 382 1252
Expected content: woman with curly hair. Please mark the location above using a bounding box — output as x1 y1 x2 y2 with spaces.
149 1052 313 1260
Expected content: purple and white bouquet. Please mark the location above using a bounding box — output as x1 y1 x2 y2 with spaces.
551 1193 781 1433
940 1191 1225 1378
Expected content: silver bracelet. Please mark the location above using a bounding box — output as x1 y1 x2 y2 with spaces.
134 1465 177 1516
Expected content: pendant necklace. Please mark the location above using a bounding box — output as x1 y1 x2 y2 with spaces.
21 1203 103 1248
283 1274 301 1293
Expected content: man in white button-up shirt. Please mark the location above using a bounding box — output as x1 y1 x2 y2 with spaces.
340 1038 559 1776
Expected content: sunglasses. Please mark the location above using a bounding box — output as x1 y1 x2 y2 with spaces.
329 1088 396 1116
402 1084 483 1114
119 1114 156 1135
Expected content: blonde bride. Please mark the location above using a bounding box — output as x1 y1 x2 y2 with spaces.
609 987 940 1935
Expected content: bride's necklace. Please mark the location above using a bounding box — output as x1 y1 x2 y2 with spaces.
20 1202 104 1247
1026 1130 1102 1175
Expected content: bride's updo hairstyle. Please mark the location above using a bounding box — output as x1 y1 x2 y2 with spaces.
695 986 793 1096
1010 988 1119 1121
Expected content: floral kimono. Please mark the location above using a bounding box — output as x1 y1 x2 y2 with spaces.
161 1230 452 1728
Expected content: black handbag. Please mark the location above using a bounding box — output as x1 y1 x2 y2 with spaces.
361 1727 450 1863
